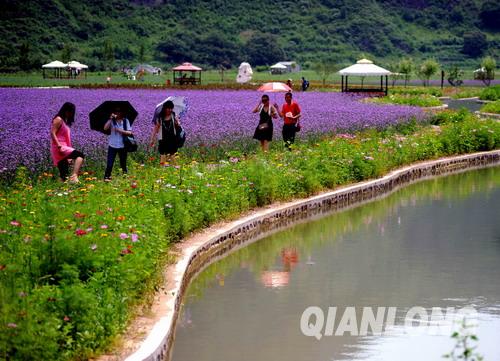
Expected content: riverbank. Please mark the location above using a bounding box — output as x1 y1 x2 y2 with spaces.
116 150 500 361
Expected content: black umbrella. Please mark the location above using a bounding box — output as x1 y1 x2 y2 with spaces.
89 101 138 135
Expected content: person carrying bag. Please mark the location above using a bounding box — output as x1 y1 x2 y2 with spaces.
103 107 133 180
252 94 277 152
149 100 185 164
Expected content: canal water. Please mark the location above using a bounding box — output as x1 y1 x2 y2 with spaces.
172 167 500 361
442 98 482 112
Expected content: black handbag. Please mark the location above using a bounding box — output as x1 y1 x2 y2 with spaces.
122 119 138 152
176 125 186 148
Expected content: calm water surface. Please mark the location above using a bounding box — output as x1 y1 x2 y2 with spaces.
172 167 500 361
442 98 482 112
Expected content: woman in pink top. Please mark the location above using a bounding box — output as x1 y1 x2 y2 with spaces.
50 102 85 182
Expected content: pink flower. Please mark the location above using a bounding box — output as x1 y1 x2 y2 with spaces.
86 227 93 232
90 244 97 251
100 224 108 229
10 220 21 227
131 233 139 243
119 233 129 240
7 323 17 328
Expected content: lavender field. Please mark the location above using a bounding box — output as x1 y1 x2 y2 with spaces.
0 88 424 175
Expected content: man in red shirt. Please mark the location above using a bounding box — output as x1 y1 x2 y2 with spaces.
275 92 301 149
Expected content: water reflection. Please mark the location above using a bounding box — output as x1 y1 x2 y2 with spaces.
172 167 500 361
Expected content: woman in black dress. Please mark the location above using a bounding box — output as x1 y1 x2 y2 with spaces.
149 100 181 164
252 94 278 152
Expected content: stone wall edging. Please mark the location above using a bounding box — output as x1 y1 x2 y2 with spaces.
124 150 500 361
474 111 500 120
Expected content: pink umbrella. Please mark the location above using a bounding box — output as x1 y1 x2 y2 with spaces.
257 82 292 92
260 271 290 288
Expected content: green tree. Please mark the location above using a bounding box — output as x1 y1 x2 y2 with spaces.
480 56 496 86
398 58 414 87
417 59 439 87
103 40 115 71
245 32 284 66
447 66 464 87
18 43 32 71
480 0 500 30
156 30 197 65
312 60 337 86
138 43 146 63
462 31 488 58
61 43 73 63
198 32 241 67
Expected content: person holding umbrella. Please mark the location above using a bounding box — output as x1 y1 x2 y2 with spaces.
50 102 85 183
274 92 301 150
103 106 133 181
149 100 182 164
252 94 277 152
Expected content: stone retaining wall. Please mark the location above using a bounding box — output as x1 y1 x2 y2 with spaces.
475 111 500 120
124 150 500 361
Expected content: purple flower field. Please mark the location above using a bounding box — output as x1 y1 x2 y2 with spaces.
0 88 424 175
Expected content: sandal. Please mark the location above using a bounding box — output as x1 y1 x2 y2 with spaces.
68 174 79 183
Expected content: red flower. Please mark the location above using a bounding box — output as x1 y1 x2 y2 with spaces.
120 247 133 255
131 182 138 189
75 229 87 236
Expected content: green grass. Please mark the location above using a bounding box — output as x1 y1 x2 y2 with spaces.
480 100 500 114
0 69 488 90
368 93 442 107
479 85 500 101
1 111 499 360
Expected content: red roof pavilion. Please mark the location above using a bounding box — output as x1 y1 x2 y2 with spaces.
172 62 203 85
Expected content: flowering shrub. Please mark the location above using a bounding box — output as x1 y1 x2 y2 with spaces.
368 93 442 107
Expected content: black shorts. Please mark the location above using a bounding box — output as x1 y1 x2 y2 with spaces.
66 150 85 160
57 150 85 180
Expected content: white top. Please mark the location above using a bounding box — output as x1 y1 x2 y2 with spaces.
109 119 131 149
338 59 391 76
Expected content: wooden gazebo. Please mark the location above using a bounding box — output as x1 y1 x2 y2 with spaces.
172 62 202 85
339 59 391 95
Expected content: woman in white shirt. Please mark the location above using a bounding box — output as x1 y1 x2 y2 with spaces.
103 107 133 181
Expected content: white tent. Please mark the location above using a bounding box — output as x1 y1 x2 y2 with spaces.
338 59 391 95
338 59 391 76
236 62 253 83
42 60 67 79
67 60 89 69
42 60 67 69
270 62 287 74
